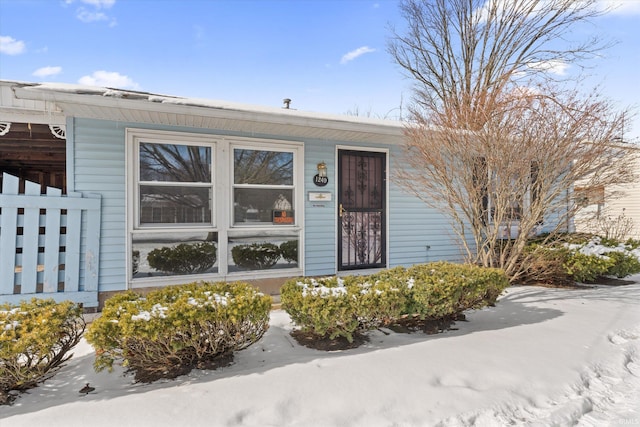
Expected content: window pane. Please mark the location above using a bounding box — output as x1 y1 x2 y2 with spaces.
132 232 218 277
234 149 293 185
234 188 293 224
228 233 299 272
140 185 212 224
140 143 211 182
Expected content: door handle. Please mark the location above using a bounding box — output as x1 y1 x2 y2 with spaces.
339 203 346 217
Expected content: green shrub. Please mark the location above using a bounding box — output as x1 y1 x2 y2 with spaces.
147 242 217 274
603 251 640 278
281 263 509 344
232 243 280 270
563 251 615 283
0 299 85 405
355 267 412 326
405 262 509 319
85 281 271 383
625 238 640 249
280 277 359 342
279 240 298 263
520 234 640 285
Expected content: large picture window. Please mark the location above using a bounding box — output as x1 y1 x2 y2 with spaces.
128 130 303 284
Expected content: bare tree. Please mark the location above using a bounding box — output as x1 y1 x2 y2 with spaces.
388 0 637 282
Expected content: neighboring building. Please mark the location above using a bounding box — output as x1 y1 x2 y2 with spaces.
574 143 640 240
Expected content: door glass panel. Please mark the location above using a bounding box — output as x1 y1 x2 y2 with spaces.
338 151 386 270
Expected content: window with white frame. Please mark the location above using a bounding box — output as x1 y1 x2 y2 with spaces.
130 132 218 279
232 147 295 225
138 142 214 226
227 145 301 273
128 130 303 282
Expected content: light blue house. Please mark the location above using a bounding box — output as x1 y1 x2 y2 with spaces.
0 80 462 308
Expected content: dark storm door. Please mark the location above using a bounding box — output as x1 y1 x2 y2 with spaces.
338 150 386 270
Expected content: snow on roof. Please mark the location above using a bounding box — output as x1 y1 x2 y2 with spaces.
14 81 405 129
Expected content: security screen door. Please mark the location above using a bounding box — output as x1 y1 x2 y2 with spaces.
337 150 386 270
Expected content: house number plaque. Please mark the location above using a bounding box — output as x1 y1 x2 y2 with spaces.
313 174 329 186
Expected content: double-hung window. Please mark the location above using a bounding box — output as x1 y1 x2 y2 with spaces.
227 145 301 273
130 131 218 280
232 148 294 225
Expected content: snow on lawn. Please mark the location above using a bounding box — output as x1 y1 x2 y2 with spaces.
2 277 640 427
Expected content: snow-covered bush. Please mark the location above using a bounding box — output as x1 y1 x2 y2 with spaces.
86 281 271 383
521 234 640 284
564 236 640 282
402 262 509 319
345 269 408 331
0 299 85 405
281 263 508 344
280 277 359 342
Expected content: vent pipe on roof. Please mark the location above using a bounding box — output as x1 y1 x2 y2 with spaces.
283 98 291 109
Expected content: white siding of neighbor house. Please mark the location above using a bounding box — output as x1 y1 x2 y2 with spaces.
69 117 468 293
574 147 640 239
603 173 640 240
606 147 640 239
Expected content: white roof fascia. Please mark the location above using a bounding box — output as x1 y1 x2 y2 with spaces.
12 83 405 144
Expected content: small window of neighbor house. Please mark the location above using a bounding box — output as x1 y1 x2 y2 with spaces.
575 185 605 207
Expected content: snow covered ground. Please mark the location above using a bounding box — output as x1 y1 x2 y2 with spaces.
2 277 640 427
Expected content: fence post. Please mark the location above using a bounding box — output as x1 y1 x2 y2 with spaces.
0 173 19 295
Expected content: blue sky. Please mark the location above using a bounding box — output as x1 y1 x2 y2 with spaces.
1 0 639 140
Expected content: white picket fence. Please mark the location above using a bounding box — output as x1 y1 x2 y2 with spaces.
0 173 101 307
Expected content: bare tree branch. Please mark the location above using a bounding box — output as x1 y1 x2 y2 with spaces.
389 0 636 281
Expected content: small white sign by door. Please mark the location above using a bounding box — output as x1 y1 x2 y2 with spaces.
308 192 332 201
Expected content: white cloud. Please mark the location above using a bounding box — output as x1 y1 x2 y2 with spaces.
78 71 139 89
76 8 109 23
340 46 376 64
66 0 117 25
33 66 62 78
81 0 115 8
598 0 640 15
0 36 26 55
527 60 570 76
65 0 115 8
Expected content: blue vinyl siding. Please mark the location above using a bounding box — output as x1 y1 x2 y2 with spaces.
69 118 468 293
69 118 127 292
387 144 465 266
303 142 337 276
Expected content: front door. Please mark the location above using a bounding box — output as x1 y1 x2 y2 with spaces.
338 150 386 270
